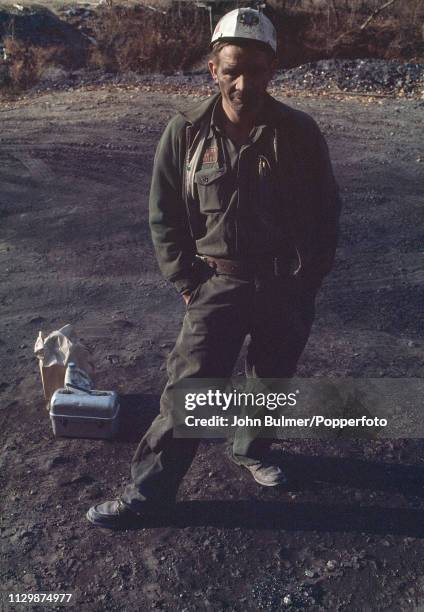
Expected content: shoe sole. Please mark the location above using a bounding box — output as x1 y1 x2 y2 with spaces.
243 466 288 487
86 508 140 530
251 475 287 487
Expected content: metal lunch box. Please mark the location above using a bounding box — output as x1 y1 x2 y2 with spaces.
49 388 120 439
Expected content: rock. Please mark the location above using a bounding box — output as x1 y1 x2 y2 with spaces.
39 67 70 83
51 455 72 467
29 315 46 324
85 484 103 500
22 573 37 585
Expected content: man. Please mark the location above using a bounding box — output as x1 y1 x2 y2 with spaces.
87 8 341 528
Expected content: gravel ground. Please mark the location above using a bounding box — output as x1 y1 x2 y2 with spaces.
25 59 424 100
274 59 424 96
0 84 423 611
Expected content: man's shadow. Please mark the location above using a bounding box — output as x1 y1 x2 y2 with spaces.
171 500 424 537
117 393 424 536
117 393 160 441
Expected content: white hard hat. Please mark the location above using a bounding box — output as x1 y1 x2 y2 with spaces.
211 8 277 54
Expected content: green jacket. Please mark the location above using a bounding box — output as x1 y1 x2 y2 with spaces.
149 92 341 293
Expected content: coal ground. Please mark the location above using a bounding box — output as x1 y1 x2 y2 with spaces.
0 81 424 612
29 58 424 98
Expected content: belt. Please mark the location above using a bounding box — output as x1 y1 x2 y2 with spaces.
197 255 295 278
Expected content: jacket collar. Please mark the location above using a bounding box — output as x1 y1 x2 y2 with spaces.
180 91 285 129
179 92 221 126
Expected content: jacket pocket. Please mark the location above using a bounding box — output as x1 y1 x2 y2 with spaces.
194 167 226 213
185 261 215 309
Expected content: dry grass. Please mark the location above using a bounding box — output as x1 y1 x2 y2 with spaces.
270 0 424 66
272 0 424 19
89 4 209 73
3 37 82 87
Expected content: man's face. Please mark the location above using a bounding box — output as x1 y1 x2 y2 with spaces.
208 44 276 117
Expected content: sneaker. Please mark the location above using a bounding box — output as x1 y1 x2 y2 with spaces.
86 499 140 529
243 462 288 487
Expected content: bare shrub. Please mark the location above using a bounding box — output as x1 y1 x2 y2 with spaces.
4 38 41 88
3 37 83 88
89 5 209 74
268 0 424 65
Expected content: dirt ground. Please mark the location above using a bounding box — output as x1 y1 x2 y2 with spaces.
0 84 424 611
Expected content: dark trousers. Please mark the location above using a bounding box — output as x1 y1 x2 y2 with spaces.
122 271 316 511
